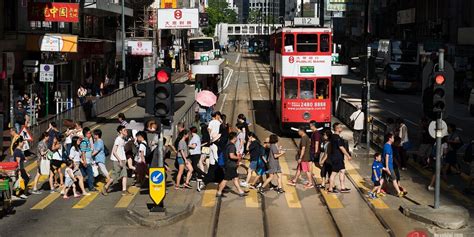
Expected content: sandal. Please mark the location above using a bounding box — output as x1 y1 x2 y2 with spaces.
183 183 192 189
287 180 296 186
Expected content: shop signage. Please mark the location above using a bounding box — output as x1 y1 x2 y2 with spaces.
39 64 54 82
149 168 166 205
161 0 177 8
157 9 199 29
28 2 79 22
397 8 415 25
27 34 78 53
128 40 153 56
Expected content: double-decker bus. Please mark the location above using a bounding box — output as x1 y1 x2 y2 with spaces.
269 27 333 132
188 37 216 64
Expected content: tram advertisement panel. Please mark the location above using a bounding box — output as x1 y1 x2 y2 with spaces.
283 100 331 123
282 56 332 77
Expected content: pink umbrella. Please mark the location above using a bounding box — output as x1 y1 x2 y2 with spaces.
195 90 217 107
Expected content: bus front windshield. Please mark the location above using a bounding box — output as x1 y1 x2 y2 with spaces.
390 41 418 63
190 39 214 52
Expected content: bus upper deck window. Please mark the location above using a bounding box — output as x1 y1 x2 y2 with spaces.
284 34 294 52
284 79 298 99
297 34 318 52
316 79 329 99
300 79 315 99
320 34 330 52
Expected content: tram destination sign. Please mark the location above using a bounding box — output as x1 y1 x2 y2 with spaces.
300 66 315 73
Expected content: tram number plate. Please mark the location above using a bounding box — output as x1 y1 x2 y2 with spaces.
300 66 314 73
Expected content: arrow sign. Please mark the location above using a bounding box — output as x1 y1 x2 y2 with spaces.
149 168 166 205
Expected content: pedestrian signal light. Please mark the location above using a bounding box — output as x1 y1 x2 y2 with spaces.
432 72 446 113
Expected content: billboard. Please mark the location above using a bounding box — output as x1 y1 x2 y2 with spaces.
26 34 78 53
157 9 199 29
128 40 153 56
28 2 79 22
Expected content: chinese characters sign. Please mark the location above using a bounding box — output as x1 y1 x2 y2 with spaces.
128 41 153 56
157 9 199 29
28 3 79 23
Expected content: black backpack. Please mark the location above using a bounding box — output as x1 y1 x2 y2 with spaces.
140 142 153 164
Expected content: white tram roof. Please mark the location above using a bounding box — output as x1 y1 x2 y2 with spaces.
275 27 332 34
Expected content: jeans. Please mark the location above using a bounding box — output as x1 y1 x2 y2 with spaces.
353 130 362 147
80 164 95 190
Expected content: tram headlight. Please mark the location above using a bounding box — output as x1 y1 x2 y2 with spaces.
303 112 311 120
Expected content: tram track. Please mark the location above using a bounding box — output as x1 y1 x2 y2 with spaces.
211 52 269 237
289 137 395 237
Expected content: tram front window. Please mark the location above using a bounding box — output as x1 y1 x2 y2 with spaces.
316 79 329 99
300 79 314 99
284 79 298 99
284 34 294 52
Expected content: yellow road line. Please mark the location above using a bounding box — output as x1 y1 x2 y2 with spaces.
320 190 344 209
345 160 389 209
245 189 259 208
72 182 104 209
115 186 140 208
31 192 60 210
27 175 49 189
201 189 217 207
25 162 37 173
279 156 302 208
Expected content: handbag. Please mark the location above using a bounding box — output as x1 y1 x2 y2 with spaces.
201 146 210 155
40 158 51 175
92 164 99 177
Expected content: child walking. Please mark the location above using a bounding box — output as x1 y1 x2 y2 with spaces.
62 161 80 199
369 153 385 199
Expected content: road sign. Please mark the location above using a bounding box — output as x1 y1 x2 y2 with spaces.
149 167 165 205
39 64 54 82
200 53 209 63
429 120 448 139
20 126 33 141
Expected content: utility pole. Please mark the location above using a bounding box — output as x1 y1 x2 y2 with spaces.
121 0 126 87
365 46 371 148
434 49 445 209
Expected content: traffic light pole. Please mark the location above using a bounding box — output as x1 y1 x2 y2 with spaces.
366 46 371 148
434 49 445 209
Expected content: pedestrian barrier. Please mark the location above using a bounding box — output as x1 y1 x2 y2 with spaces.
30 80 149 143
172 101 198 140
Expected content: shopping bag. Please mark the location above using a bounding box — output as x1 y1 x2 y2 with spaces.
40 159 51 175
92 164 99 177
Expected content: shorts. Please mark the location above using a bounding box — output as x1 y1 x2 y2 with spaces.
50 160 63 170
310 153 320 163
113 161 127 180
383 169 397 182
65 178 74 188
373 180 381 187
224 166 238 181
299 161 311 172
249 160 258 171
177 157 185 165
393 167 401 181
331 158 345 172
97 163 109 177
321 163 332 179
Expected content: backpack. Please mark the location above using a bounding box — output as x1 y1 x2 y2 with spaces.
140 142 153 164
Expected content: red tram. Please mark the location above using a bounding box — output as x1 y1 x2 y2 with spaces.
269 27 333 132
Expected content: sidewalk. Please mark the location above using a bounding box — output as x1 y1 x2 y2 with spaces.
334 117 474 234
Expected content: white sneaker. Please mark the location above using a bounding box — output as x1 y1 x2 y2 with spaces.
20 194 28 199
427 186 435 191
240 181 248 187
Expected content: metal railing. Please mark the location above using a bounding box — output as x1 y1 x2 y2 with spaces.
173 101 198 140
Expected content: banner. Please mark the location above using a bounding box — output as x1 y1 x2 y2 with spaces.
157 9 199 29
28 2 79 22
26 34 78 53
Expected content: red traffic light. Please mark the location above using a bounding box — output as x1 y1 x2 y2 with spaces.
156 70 169 83
435 74 445 85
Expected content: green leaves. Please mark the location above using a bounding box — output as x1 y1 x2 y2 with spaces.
203 0 237 36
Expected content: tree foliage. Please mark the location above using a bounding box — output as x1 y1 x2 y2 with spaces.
202 0 238 36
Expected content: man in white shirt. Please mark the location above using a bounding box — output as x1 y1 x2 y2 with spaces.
109 125 132 196
208 111 222 136
350 105 365 150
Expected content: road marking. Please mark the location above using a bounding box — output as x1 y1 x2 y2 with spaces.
201 188 217 207
384 98 396 103
345 160 389 209
279 155 302 208
235 53 241 64
27 174 49 189
219 94 228 112
221 67 234 92
72 182 104 209
115 186 140 208
245 189 259 208
31 192 60 210
25 162 37 173
312 165 344 209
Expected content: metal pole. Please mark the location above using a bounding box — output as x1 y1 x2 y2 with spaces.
434 48 445 209
366 46 371 148
9 77 14 128
121 0 126 87
46 82 49 116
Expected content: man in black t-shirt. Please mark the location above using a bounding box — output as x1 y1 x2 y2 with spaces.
328 123 352 193
216 132 249 198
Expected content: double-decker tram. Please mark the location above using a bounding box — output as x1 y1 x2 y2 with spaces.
269 26 333 132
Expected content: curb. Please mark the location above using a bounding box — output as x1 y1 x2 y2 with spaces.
126 202 195 228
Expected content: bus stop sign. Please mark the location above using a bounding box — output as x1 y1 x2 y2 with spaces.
149 168 165 205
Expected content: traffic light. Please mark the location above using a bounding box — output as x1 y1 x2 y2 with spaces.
154 67 173 118
432 72 446 113
137 81 155 115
